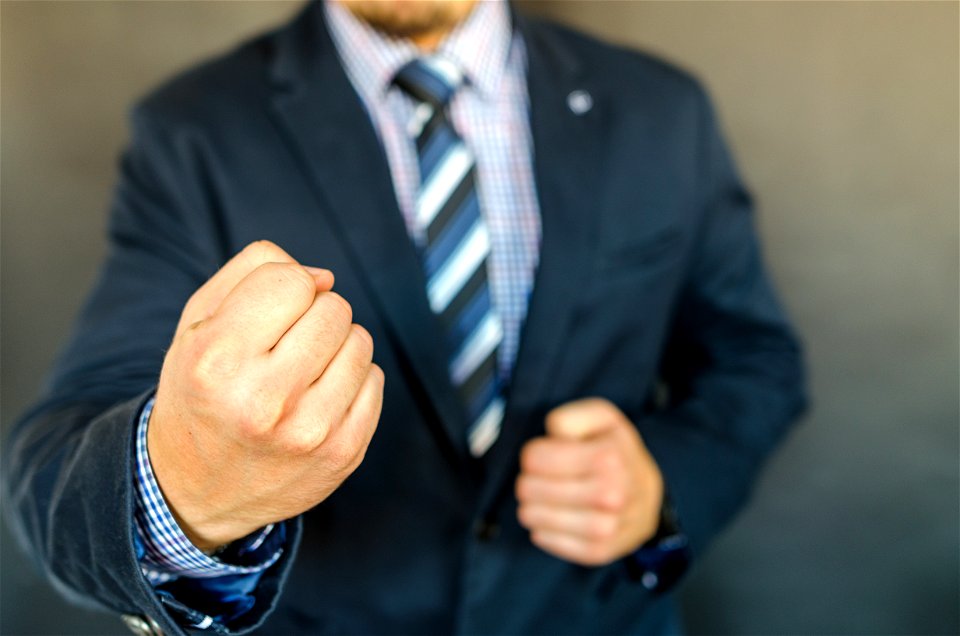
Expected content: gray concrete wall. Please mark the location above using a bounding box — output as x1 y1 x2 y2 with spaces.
2 1 957 634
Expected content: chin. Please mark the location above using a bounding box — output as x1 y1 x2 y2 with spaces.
339 0 478 40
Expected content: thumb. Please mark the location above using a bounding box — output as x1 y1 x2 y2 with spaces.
304 266 335 292
544 398 623 441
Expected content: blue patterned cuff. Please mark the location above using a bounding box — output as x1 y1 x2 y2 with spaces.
625 492 691 593
132 397 283 585
627 533 691 593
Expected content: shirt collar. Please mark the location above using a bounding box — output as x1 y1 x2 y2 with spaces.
323 0 512 102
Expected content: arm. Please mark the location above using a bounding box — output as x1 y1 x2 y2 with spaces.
3 110 234 635
133 397 288 630
2 109 382 633
638 87 807 557
516 86 806 580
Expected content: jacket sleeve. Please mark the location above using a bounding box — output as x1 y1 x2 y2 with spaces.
638 86 808 560
1 108 301 635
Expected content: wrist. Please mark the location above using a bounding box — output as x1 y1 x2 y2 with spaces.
167 507 231 554
144 403 252 552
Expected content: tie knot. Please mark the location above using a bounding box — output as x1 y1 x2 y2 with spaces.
394 57 465 108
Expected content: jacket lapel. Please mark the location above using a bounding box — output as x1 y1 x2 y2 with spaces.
267 4 471 458
265 6 608 488
482 16 608 506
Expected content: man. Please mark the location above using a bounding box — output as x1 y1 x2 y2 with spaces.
3 0 806 634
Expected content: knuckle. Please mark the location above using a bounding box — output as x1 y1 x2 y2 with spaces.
235 412 270 439
190 341 240 391
515 476 532 502
587 515 617 541
234 381 299 438
176 316 208 353
243 240 286 264
319 291 353 328
369 363 385 388
597 486 627 512
180 292 208 325
349 408 376 450
519 447 534 473
261 262 316 300
331 417 375 473
520 441 543 472
349 325 375 363
277 429 315 455
236 398 283 438
516 504 531 526
351 322 373 347
595 447 622 475
324 439 358 474
346 434 371 472
332 292 354 324
355 375 385 425
308 415 333 448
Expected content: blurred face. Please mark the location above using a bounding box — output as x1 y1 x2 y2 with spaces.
337 0 479 49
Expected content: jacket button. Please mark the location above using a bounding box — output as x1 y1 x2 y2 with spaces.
473 519 500 542
567 89 593 115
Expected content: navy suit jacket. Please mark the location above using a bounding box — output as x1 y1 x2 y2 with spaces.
3 3 806 634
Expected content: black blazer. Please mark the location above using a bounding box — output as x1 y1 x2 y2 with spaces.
3 3 806 634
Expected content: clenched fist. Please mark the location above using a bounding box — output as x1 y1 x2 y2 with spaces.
516 398 664 566
148 241 383 552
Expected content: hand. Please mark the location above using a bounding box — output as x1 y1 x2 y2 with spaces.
148 241 384 552
516 398 664 566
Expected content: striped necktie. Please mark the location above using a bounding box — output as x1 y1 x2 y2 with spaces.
395 57 503 457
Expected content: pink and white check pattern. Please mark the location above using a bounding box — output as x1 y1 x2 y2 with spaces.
134 397 282 585
326 0 542 381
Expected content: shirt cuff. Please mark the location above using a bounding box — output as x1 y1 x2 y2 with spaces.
625 493 691 593
132 397 283 585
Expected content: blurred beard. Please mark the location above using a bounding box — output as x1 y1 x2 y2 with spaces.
338 0 478 41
